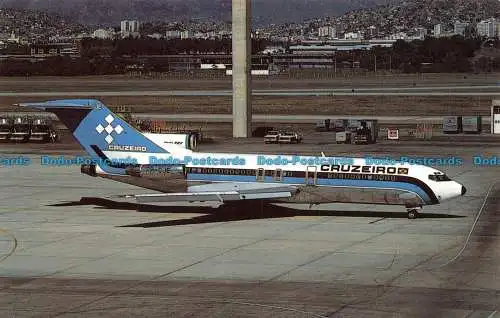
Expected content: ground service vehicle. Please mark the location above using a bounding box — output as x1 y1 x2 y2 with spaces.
29 118 58 142
265 130 303 144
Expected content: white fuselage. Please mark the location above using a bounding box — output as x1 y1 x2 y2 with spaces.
98 148 463 207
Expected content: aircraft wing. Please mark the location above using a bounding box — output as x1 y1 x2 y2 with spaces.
118 184 297 203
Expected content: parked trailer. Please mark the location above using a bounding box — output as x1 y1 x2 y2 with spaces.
29 118 56 142
10 117 31 142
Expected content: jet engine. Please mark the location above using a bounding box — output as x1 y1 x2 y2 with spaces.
143 132 199 150
124 164 186 178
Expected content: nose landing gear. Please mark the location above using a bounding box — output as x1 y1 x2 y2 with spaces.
406 206 422 219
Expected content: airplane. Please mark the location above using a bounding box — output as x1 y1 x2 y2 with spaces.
18 99 467 219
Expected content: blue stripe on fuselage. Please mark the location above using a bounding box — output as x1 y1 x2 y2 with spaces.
186 173 432 203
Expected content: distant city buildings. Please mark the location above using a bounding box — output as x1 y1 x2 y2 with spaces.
180 30 191 39
453 22 469 36
147 33 163 40
344 31 362 40
415 27 427 39
164 29 223 40
92 28 115 39
477 18 497 38
368 26 377 38
318 26 336 39
387 32 408 40
2 4 500 60
165 30 181 39
430 19 497 39
120 20 140 38
434 24 442 37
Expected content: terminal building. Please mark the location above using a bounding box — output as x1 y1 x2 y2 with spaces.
29 42 80 56
288 39 397 53
1 38 398 72
122 38 398 72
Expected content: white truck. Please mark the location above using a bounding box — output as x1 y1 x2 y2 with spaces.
264 130 303 144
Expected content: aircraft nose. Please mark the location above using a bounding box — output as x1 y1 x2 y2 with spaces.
461 185 467 196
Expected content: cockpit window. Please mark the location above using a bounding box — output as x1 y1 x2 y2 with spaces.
429 174 451 181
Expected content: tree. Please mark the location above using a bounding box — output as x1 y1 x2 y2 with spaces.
464 24 477 40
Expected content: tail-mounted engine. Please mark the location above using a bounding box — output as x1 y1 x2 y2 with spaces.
81 163 188 192
125 164 186 178
143 132 199 150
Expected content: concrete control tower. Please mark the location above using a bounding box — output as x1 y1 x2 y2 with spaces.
232 0 252 138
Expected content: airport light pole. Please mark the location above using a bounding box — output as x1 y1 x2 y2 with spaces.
232 0 252 138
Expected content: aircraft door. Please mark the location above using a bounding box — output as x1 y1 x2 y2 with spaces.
305 166 317 185
273 168 283 182
256 168 265 182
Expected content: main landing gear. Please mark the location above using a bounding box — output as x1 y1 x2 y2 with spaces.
406 207 422 219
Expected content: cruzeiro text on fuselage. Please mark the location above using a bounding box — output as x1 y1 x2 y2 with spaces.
108 145 147 152
320 164 409 175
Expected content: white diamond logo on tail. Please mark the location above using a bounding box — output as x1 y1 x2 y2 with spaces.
96 124 104 134
105 125 113 134
114 125 123 134
95 114 125 145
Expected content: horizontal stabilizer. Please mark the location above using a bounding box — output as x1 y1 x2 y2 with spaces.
16 99 98 110
122 190 294 203
17 99 171 155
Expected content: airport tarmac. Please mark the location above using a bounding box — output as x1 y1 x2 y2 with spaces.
0 73 498 92
0 140 499 317
1 86 498 97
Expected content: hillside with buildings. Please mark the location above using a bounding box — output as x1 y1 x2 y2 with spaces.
0 8 90 44
299 0 500 40
0 0 389 26
0 0 498 76
2 0 499 44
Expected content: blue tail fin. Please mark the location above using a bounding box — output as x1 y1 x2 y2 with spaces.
19 99 169 163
